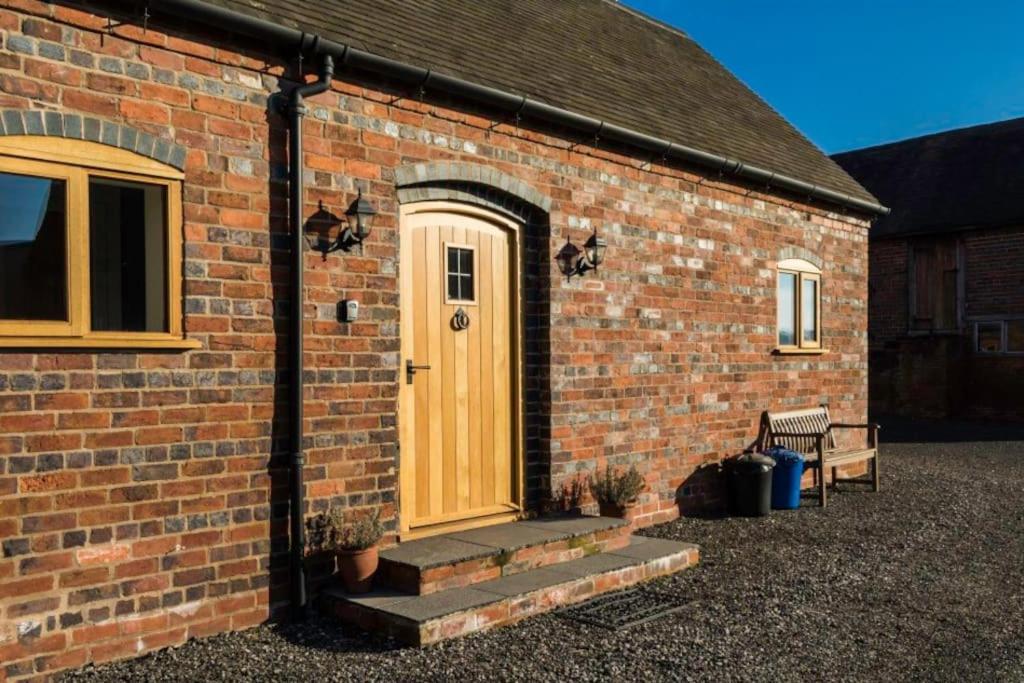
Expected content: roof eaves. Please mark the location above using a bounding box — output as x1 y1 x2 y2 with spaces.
155 0 888 216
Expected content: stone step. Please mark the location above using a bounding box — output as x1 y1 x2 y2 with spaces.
378 516 632 595
321 536 699 646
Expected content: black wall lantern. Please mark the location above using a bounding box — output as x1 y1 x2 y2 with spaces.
343 189 376 246
555 228 606 279
315 189 376 254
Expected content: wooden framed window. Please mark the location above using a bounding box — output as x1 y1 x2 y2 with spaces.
776 258 822 353
974 319 1024 355
975 321 1003 354
444 243 476 304
0 136 196 349
1008 320 1024 354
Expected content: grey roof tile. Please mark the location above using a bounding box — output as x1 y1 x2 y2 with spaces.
834 117 1024 238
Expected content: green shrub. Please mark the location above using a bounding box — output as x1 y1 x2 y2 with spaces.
588 464 645 507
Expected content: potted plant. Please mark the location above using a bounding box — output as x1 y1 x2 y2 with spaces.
588 464 645 518
308 507 384 593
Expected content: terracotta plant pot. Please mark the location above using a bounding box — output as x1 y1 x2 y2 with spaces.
337 545 379 593
598 501 637 519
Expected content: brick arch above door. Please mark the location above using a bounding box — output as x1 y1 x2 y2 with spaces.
0 109 187 170
394 161 551 224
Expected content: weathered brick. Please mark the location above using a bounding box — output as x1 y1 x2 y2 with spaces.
0 4 870 678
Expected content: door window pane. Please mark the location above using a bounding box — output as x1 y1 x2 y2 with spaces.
89 178 167 332
802 278 818 343
446 246 474 301
778 272 796 346
0 172 67 321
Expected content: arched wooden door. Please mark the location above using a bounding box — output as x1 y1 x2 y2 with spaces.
398 202 522 539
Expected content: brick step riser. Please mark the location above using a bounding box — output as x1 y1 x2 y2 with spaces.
381 525 632 595
325 546 698 646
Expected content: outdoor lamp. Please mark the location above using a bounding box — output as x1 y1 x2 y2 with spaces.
555 237 583 279
582 229 606 271
341 189 377 248
555 229 606 279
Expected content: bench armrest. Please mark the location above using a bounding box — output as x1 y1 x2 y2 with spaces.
829 423 881 430
829 423 880 449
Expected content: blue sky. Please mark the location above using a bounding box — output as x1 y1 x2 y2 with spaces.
626 0 1024 153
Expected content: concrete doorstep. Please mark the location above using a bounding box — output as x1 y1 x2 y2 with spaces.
320 535 700 645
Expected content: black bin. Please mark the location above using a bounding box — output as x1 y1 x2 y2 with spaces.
725 453 775 517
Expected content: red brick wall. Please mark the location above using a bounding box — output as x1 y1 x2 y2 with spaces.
963 226 1024 317
0 2 870 678
868 238 907 341
962 226 1024 420
868 228 1024 420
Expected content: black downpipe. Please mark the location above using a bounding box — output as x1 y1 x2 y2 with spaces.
286 53 334 620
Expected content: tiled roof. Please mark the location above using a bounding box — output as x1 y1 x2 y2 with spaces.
202 0 874 204
833 117 1024 238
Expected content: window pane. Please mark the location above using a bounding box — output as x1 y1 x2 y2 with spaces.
977 323 1002 353
802 278 818 343
0 172 67 321
778 272 796 346
89 178 167 332
1008 321 1024 353
446 247 474 301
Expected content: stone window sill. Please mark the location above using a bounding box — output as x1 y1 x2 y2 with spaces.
0 335 202 350
772 347 829 356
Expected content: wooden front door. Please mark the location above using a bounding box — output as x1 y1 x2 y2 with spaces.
399 202 521 538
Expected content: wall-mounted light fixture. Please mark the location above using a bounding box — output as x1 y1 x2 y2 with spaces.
315 189 377 254
555 228 606 279
342 189 376 248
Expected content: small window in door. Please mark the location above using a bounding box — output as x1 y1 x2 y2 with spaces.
445 244 475 303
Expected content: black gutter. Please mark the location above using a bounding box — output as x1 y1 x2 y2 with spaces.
150 0 888 216
284 53 334 619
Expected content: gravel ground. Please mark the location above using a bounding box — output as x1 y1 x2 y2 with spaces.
63 418 1024 682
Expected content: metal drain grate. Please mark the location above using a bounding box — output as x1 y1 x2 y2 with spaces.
555 589 692 630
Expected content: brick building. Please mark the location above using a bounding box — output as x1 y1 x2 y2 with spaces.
0 0 884 676
835 118 1024 421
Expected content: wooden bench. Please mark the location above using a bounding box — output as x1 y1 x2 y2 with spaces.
755 406 880 507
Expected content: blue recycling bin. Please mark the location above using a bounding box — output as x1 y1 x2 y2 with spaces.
765 446 804 509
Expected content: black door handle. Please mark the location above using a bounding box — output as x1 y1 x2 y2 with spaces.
406 359 431 384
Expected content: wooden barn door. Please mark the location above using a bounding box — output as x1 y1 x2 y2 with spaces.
398 202 521 539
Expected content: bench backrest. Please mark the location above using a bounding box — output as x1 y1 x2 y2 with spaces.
762 406 836 453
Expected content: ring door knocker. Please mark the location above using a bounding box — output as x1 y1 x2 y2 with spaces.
452 306 470 331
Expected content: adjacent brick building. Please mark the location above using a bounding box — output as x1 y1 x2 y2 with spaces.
835 118 1024 421
0 0 882 677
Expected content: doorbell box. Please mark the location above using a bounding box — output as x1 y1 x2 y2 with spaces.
338 299 359 323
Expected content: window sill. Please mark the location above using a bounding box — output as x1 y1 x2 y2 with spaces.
0 335 202 350
907 330 961 337
772 347 829 356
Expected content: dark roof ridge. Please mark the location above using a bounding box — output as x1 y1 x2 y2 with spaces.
599 0 693 43
833 115 1024 157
